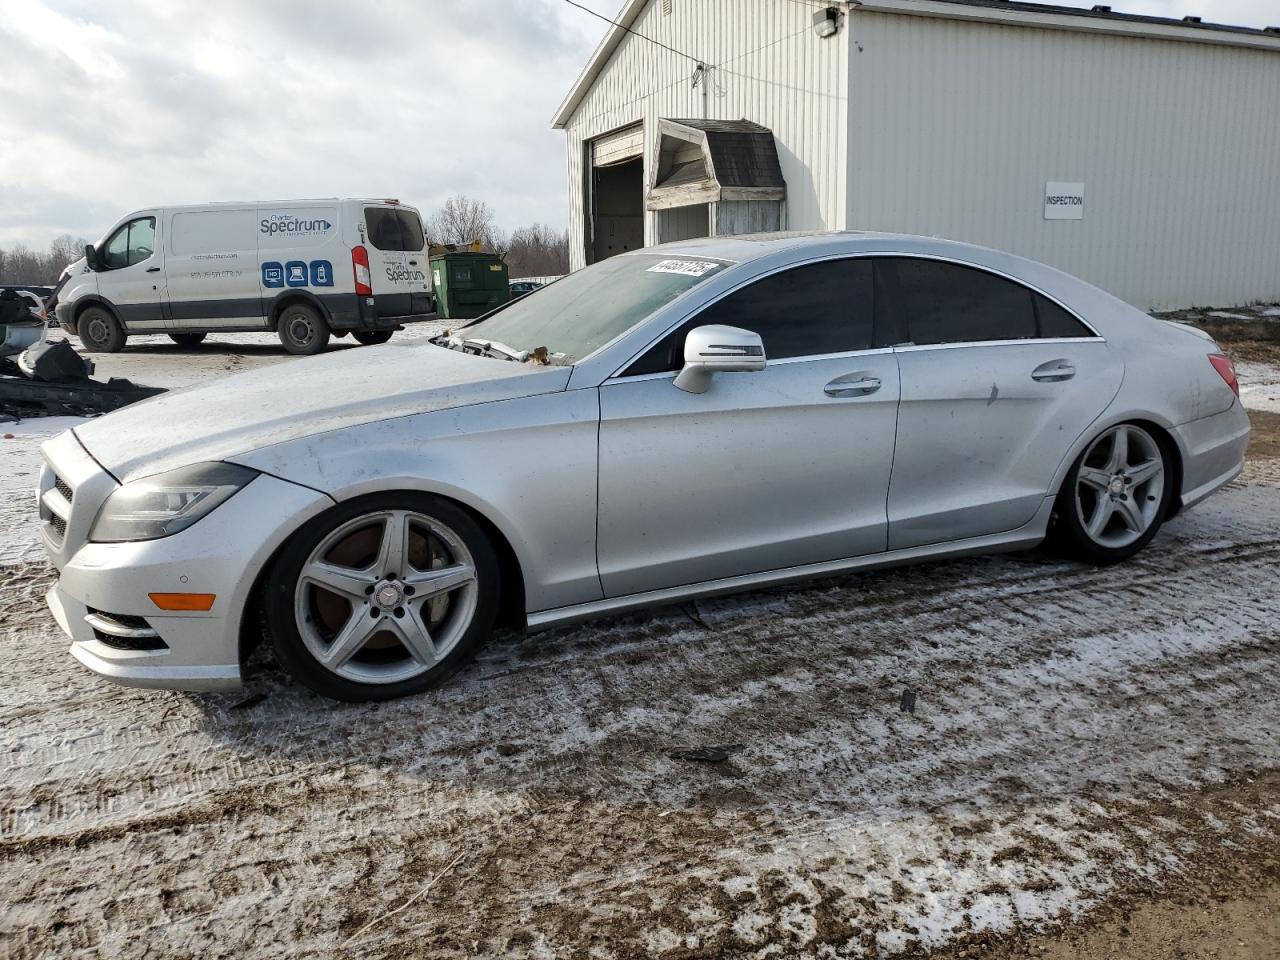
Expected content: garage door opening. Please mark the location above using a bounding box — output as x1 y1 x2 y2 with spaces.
589 124 644 264
591 158 643 263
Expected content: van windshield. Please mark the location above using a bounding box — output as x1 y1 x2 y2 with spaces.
453 254 727 364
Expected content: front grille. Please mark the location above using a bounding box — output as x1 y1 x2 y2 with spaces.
48 515 67 538
54 476 73 502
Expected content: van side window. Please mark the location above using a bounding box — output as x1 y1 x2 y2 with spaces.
101 217 156 270
624 258 876 376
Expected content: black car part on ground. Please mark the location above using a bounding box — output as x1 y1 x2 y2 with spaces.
0 355 165 417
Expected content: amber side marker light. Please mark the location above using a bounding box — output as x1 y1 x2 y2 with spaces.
149 593 216 612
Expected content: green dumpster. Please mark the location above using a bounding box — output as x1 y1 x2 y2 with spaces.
430 252 510 320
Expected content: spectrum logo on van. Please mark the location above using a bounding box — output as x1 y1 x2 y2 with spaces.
260 214 333 237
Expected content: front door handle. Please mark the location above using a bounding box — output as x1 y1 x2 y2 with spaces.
145 266 161 273
1032 360 1076 382
824 374 882 398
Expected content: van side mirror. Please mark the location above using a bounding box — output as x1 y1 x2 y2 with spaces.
673 324 766 394
83 244 99 271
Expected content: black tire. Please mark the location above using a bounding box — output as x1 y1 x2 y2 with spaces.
277 303 330 355
262 493 501 702
77 305 126 353
353 330 394 346
1050 423 1175 565
168 332 207 347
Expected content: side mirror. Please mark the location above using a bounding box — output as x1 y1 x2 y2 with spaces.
83 244 99 271
673 324 766 394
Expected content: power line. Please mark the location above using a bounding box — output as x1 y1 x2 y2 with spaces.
561 0 704 65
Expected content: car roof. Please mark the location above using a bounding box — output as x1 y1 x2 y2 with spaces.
628 229 1017 264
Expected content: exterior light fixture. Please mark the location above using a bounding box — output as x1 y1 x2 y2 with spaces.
813 6 841 38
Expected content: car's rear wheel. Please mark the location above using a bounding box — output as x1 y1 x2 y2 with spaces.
277 303 330 355
353 330 394 346
168 332 207 347
264 494 500 701
77 306 126 352
1053 423 1173 564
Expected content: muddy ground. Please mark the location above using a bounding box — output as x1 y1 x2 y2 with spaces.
2 323 1279 958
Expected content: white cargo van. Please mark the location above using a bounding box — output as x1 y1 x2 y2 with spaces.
53 199 433 355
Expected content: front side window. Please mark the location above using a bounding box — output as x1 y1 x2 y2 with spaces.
626 258 876 375
101 217 156 270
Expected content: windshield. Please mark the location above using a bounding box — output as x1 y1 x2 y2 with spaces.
455 254 728 364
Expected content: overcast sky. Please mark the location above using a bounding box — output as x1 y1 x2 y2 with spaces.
0 0 1275 249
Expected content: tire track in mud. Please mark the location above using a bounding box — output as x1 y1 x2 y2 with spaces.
2 477 1279 957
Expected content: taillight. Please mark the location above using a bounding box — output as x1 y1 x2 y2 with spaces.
351 245 373 296
1208 353 1240 398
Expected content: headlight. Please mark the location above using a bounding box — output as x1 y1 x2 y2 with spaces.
89 462 258 543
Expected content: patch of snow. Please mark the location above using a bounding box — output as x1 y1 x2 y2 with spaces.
1208 310 1251 320
0 416 87 566
1236 361 1280 413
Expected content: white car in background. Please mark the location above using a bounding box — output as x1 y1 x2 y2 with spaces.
37 232 1249 701
53 198 433 355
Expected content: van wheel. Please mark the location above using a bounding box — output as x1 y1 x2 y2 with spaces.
78 306 126 353
168 333 207 347
278 304 330 355
353 330 394 346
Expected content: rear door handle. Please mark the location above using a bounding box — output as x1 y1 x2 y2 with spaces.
1032 360 1076 382
145 266 161 273
824 374 882 398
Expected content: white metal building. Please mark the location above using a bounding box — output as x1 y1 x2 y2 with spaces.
553 0 1280 309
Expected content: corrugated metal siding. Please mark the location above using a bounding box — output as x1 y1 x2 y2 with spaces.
564 0 848 270
847 10 1280 309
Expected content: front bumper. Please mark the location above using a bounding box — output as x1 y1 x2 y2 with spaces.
39 430 332 692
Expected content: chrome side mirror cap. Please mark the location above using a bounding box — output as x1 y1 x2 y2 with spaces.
673 324 766 394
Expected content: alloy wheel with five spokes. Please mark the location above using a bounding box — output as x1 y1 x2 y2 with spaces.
266 494 499 700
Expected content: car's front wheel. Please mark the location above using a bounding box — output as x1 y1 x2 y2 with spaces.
1053 422 1173 564
263 494 500 701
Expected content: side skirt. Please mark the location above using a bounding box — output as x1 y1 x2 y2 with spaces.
526 498 1055 632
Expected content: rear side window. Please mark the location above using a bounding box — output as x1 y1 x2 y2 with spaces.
626 258 876 375
1034 294 1094 338
365 208 425 251
884 259 1036 345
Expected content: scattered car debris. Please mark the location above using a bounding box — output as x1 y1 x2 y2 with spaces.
670 744 745 763
900 688 917 714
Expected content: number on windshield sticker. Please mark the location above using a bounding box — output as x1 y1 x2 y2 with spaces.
647 259 720 277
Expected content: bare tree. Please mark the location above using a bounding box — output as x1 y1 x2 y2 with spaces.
0 235 90 284
48 234 86 272
504 223 569 279
424 195 502 250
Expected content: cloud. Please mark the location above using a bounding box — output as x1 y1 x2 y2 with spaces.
2 0 1275 249
0 0 617 247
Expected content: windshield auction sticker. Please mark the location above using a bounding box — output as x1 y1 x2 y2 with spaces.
647 259 720 277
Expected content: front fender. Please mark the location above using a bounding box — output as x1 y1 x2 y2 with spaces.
229 389 604 613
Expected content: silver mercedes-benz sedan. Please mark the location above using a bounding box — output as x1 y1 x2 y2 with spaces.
37 232 1250 701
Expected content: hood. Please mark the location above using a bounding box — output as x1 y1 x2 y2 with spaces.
74 343 571 482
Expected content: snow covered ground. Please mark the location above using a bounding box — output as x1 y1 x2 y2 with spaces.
2 323 1278 958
